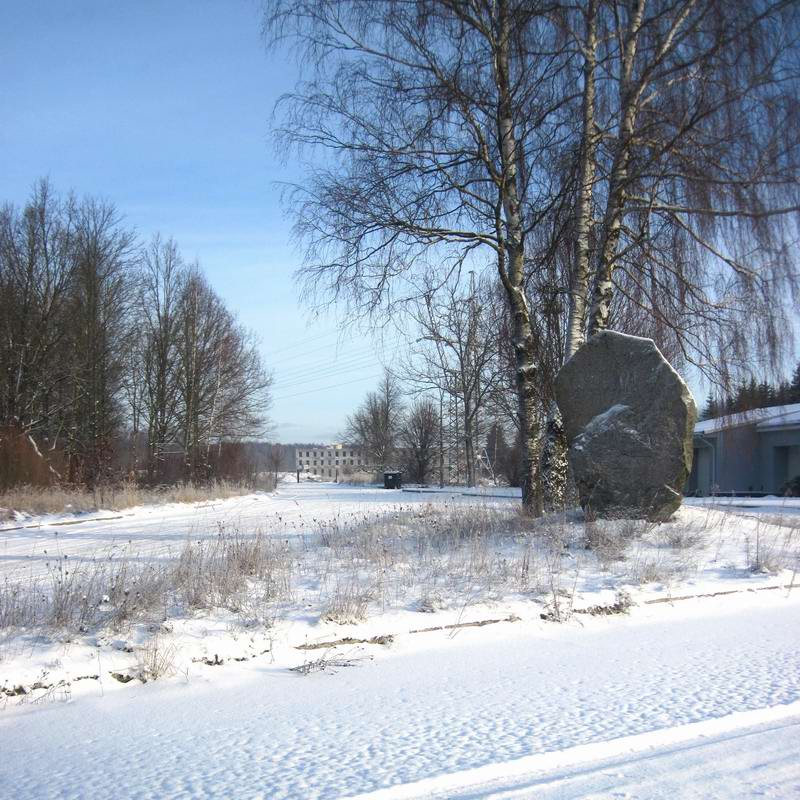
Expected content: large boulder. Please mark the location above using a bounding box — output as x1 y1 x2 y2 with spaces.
554 331 696 521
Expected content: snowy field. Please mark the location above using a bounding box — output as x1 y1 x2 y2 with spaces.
1 479 799 798
0 481 486 578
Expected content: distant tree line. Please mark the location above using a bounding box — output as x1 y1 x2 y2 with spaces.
700 364 800 420
345 368 524 487
0 180 272 490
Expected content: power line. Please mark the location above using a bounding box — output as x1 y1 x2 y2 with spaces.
271 345 405 390
272 343 393 380
265 328 402 369
264 334 366 366
271 372 384 402
272 360 387 392
263 329 352 358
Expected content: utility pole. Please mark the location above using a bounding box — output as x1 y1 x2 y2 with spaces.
439 390 444 488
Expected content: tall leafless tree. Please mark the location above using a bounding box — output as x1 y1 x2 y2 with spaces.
532 0 800 508
64 198 135 485
1 182 273 489
136 235 186 481
265 0 577 512
399 397 440 483
401 274 505 486
568 0 800 370
177 270 271 480
0 181 79 443
345 370 403 471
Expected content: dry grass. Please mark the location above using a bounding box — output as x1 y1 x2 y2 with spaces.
290 650 369 675
4 501 796 651
745 519 799 574
134 634 179 682
0 478 275 517
583 517 655 570
311 503 549 620
0 528 293 635
320 581 373 624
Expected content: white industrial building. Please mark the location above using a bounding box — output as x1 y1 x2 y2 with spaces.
296 444 366 480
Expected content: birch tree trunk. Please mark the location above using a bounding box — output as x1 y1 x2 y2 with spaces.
464 404 476 488
508 280 542 515
496 1 542 515
541 0 598 512
565 0 599 360
587 0 689 336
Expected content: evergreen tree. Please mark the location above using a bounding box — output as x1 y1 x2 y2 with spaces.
790 361 800 404
776 381 792 406
700 393 719 421
757 381 774 408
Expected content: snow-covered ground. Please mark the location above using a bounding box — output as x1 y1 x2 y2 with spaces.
1 480 799 798
686 495 800 517
3 594 799 799
0 481 489 579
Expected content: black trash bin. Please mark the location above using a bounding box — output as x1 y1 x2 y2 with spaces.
383 471 403 489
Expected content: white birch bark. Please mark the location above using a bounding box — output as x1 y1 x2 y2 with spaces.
542 0 598 511
588 0 646 337
565 0 599 360
496 0 543 515
587 0 698 336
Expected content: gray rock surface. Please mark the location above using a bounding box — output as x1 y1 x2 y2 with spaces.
554 331 696 521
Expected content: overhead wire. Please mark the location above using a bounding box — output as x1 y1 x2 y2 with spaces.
271 372 386 401
270 344 406 390
271 342 393 379
263 329 353 358
264 334 368 367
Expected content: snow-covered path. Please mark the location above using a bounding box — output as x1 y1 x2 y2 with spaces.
386 710 800 799
3 595 799 799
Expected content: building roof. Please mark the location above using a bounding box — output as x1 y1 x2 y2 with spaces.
755 405 800 431
694 402 800 435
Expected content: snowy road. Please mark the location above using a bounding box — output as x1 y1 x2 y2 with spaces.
363 707 800 799
3 595 799 799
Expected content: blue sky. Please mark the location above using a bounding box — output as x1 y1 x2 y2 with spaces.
1 0 390 442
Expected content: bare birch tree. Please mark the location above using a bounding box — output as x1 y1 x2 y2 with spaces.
538 0 800 507
577 0 800 370
265 0 575 512
64 199 136 486
177 271 271 480
0 181 78 442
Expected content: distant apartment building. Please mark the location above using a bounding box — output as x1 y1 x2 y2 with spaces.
296 444 366 479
